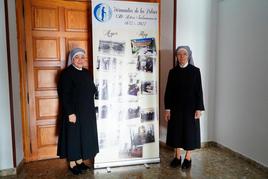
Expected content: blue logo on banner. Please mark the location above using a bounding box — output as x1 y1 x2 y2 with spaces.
94 3 112 22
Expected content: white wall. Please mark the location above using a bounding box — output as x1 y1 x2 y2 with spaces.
8 0 24 166
215 0 268 167
176 0 218 142
159 0 174 142
0 0 14 170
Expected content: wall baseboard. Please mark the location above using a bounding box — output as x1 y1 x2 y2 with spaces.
0 168 16 176
160 141 268 174
206 141 268 174
0 159 24 176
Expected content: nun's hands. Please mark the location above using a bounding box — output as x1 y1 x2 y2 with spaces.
68 114 77 123
195 110 202 119
164 110 170 122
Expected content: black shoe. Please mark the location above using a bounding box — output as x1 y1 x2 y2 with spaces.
76 162 91 172
170 157 181 168
181 158 191 170
69 165 81 175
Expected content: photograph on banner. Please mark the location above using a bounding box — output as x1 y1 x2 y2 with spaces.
98 131 106 149
127 105 140 120
95 73 126 101
130 124 155 146
131 38 156 57
97 105 123 150
118 123 155 159
140 107 155 123
136 55 155 73
99 79 109 100
110 78 124 99
98 40 126 56
98 127 121 150
95 79 109 101
128 72 140 97
119 142 143 158
96 56 122 71
98 104 109 120
141 80 157 95
118 124 143 159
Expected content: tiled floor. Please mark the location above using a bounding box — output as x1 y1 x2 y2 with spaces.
2 146 268 179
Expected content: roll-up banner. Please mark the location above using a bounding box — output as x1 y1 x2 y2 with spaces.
92 0 160 168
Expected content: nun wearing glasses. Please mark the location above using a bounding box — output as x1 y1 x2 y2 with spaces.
164 46 205 170
57 48 99 175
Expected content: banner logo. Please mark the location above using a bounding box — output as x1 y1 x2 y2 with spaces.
94 3 112 22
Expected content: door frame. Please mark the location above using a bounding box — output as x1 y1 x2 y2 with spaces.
16 0 32 162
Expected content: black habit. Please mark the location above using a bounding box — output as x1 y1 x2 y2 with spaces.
57 65 99 161
165 64 204 150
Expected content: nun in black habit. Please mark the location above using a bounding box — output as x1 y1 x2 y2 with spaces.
164 46 204 170
57 48 99 175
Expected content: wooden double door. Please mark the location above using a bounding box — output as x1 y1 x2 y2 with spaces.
23 0 159 161
24 0 91 161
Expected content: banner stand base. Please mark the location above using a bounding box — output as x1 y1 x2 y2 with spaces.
144 163 150 169
94 158 160 169
106 167 111 173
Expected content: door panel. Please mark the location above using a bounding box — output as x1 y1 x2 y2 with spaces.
32 6 59 31
65 9 88 31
